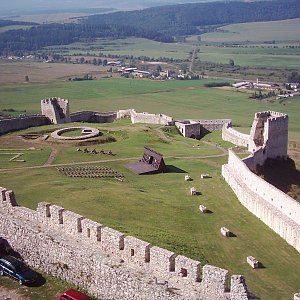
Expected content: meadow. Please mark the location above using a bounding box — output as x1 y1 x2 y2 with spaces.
41 18 300 71
0 119 299 300
45 37 194 60
0 78 299 139
0 77 300 299
200 18 300 43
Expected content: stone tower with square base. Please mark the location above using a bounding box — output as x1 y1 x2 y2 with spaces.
41 97 71 124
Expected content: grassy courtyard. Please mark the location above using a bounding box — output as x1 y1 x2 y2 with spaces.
0 118 299 299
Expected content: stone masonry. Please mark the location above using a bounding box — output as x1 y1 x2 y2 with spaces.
0 187 249 300
41 97 71 124
222 112 300 253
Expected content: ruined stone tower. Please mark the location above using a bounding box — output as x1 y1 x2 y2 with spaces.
41 97 71 124
248 111 288 160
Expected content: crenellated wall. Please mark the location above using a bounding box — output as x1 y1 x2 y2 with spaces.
222 111 300 253
248 111 288 159
0 187 249 300
41 97 71 124
0 115 49 136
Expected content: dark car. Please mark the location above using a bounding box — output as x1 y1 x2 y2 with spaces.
0 255 38 285
59 288 90 300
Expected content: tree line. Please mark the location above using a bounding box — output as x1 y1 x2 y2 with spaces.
82 0 300 37
0 0 299 55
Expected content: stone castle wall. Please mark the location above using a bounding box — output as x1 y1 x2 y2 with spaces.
222 151 300 252
131 110 174 126
198 119 231 133
0 187 249 300
176 119 231 139
70 111 117 123
222 123 250 147
0 115 49 135
175 121 201 139
222 111 300 253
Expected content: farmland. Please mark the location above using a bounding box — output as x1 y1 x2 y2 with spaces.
199 18 300 43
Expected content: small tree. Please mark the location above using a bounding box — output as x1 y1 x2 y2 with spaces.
229 59 235 66
25 75 29 82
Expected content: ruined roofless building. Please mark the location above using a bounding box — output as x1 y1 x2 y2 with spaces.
41 97 71 124
126 147 166 175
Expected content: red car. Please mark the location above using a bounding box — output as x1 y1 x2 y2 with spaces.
59 288 89 300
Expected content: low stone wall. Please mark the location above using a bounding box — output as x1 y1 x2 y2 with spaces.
0 115 49 135
222 123 250 147
131 110 174 126
222 151 300 252
51 127 100 140
0 187 249 300
198 119 231 133
70 111 117 123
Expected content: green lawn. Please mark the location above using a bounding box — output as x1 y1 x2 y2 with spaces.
0 78 300 299
0 125 299 299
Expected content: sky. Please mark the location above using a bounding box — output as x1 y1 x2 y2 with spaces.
0 0 220 15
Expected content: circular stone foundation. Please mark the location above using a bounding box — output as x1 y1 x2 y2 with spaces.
51 127 100 140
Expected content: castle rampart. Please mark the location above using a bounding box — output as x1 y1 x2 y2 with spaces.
130 109 174 126
222 122 250 147
70 111 117 123
0 186 249 300
222 111 300 253
0 115 49 135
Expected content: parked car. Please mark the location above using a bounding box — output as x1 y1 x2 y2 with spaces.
59 288 89 300
0 255 38 285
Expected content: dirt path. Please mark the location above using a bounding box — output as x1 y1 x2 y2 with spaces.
44 147 60 166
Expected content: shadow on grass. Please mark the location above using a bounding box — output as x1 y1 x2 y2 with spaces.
228 232 237 237
166 165 186 173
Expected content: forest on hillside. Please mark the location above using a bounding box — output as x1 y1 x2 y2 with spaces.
0 0 299 55
83 0 300 37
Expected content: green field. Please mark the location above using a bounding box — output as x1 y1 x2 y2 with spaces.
0 78 299 139
200 18 300 43
0 119 299 300
197 46 300 69
45 37 194 59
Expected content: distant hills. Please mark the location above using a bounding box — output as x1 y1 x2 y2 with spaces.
82 0 300 38
0 0 299 55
